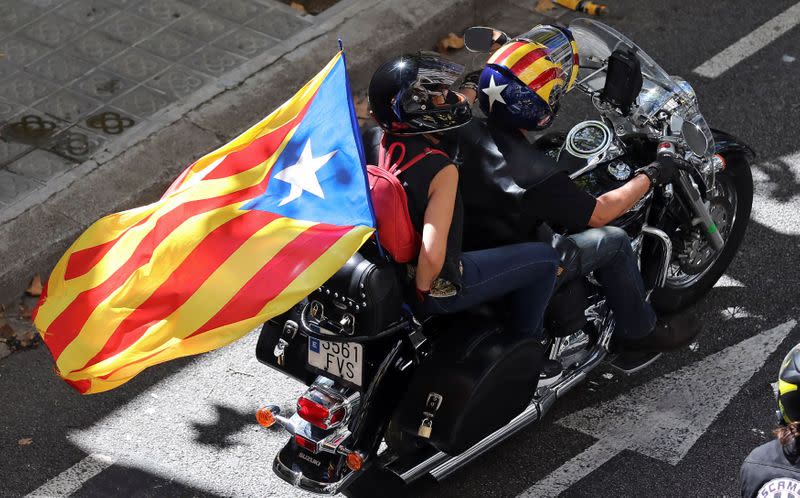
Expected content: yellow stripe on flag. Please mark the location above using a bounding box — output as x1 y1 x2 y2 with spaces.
69 218 317 379
62 225 374 394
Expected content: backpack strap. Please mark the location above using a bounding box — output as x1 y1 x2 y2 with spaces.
379 134 407 172
394 147 449 175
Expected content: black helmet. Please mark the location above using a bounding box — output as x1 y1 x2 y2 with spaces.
368 51 471 135
778 344 800 424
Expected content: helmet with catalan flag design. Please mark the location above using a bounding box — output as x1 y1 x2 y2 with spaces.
478 24 579 130
778 344 800 424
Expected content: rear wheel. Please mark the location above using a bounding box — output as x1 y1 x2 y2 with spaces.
652 154 753 313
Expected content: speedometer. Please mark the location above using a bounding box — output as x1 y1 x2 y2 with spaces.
565 120 612 158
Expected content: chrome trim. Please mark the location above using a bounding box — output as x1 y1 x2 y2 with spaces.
273 451 358 495
641 225 672 288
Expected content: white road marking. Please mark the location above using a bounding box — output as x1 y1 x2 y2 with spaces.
66 331 314 498
25 454 115 498
750 151 800 235
519 319 797 498
714 274 745 288
693 1 800 78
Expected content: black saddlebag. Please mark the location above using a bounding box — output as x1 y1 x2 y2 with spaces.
305 251 405 337
392 316 546 455
256 251 405 386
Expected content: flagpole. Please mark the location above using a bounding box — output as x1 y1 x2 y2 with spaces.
339 39 386 259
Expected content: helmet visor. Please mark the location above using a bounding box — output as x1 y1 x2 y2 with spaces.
516 25 578 91
414 51 465 88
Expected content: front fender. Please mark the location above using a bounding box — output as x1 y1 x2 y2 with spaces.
712 128 756 163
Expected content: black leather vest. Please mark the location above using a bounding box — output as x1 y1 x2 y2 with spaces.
456 118 560 250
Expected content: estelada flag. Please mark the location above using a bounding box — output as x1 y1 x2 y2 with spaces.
34 52 376 394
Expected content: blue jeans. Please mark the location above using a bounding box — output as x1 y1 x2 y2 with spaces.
556 226 657 339
422 242 558 339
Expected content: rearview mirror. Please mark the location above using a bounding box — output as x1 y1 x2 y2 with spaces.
464 26 506 53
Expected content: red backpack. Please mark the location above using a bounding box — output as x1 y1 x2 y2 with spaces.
367 139 449 263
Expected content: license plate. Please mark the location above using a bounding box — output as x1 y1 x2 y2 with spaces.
307 334 363 387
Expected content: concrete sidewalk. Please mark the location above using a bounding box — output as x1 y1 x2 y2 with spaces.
0 0 530 304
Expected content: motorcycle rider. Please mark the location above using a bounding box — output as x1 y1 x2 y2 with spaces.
367 51 559 340
455 24 697 353
740 343 800 497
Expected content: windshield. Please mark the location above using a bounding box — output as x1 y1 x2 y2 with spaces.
567 18 712 152
568 18 680 93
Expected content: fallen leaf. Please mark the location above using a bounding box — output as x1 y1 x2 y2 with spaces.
289 2 307 14
0 320 13 339
26 275 43 296
18 438 32 446
18 330 36 347
436 33 465 54
535 0 555 13
19 304 32 320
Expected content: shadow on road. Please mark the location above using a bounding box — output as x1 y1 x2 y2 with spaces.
191 404 260 449
70 463 225 498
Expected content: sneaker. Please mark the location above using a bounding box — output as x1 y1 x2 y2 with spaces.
612 312 700 353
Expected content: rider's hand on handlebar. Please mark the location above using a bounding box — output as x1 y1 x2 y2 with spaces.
636 141 688 187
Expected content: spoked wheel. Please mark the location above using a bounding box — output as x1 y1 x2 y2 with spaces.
652 155 753 313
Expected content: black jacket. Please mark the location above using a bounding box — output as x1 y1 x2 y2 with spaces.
740 439 800 498
456 118 561 250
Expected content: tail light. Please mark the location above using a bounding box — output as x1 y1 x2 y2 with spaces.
297 385 348 430
295 434 320 453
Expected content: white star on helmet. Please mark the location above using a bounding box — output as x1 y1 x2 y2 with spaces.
482 74 508 112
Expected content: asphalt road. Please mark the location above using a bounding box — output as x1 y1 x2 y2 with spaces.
2 0 800 497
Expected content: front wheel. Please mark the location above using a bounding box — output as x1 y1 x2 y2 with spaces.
651 153 753 313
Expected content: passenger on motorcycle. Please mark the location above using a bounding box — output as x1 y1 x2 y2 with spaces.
456 25 697 353
368 51 559 340
740 343 800 497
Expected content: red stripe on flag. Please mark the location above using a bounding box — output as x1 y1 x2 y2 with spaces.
78 210 281 370
65 378 91 394
187 223 352 339
64 214 155 281
32 279 49 323
528 67 562 92
204 104 313 180
66 239 123 281
509 48 548 75
492 41 527 65
44 180 272 361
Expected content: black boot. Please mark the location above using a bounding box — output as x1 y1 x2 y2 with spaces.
613 312 700 353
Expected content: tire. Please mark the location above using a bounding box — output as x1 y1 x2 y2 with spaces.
651 153 753 313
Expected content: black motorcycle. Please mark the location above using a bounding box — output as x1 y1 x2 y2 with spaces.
252 20 754 496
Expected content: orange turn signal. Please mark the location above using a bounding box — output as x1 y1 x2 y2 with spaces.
713 153 727 171
256 407 276 428
346 451 365 472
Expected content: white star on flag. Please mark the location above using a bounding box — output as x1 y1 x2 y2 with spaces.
273 139 337 206
482 74 508 112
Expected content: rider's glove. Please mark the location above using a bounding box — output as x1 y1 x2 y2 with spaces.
636 141 681 187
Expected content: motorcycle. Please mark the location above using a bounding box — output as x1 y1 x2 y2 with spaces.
251 19 754 496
